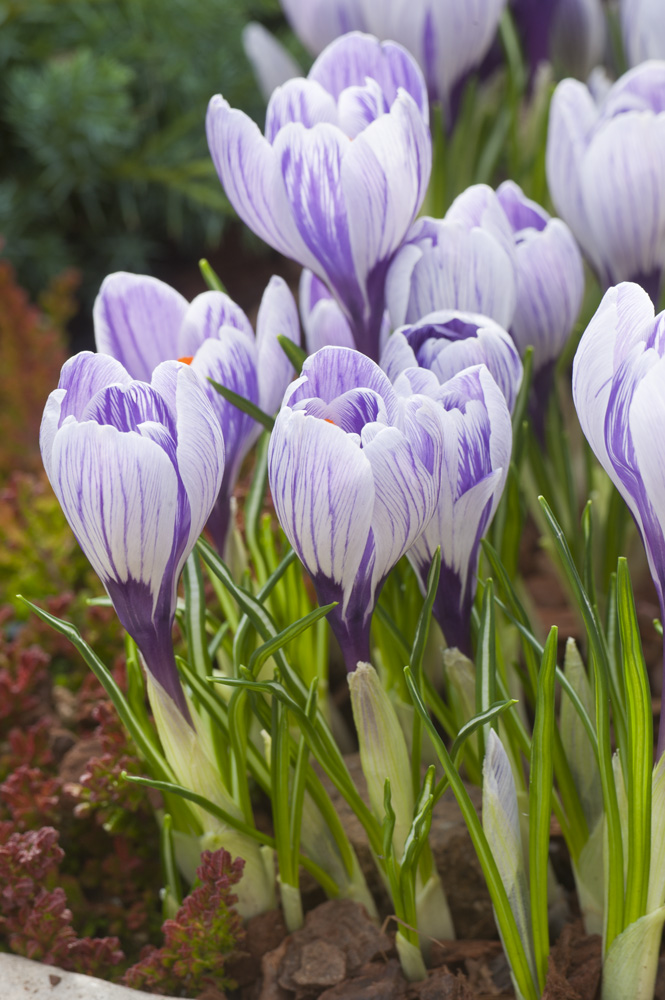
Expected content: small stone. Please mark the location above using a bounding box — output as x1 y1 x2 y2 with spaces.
292 941 346 987
49 974 62 987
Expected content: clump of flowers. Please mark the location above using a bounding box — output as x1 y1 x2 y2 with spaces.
123 848 245 996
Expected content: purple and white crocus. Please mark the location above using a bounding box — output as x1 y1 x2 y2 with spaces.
94 271 299 554
573 282 665 756
547 61 665 304
496 180 584 434
40 353 224 717
395 365 512 656
381 310 523 414
207 32 431 362
268 346 444 671
386 184 519 334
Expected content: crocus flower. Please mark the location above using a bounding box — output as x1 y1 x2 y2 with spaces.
621 0 665 67
94 271 299 554
381 310 523 413
547 62 665 304
386 184 518 332
399 364 512 656
572 282 665 754
206 32 431 362
40 353 225 716
512 0 605 82
280 0 367 57
357 0 508 119
496 180 584 434
267 346 444 670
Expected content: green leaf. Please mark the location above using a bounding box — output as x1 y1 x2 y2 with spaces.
601 907 665 1000
450 699 518 766
248 602 337 677
277 334 307 375
160 814 183 913
475 578 497 762
617 558 652 927
529 626 558 991
208 378 275 431
538 497 625 949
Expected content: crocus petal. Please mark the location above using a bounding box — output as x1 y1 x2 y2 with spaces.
572 282 656 476
308 32 429 124
159 362 226 567
242 22 302 102
265 78 340 142
280 0 367 56
381 330 419 383
255 276 300 415
274 121 366 322
206 97 317 270
362 420 439 596
343 90 432 293
546 79 604 278
286 345 398 419
388 221 517 329
581 112 665 286
622 1 665 66
94 273 188 383
630 359 665 597
268 407 375 611
510 218 584 367
178 291 254 357
187 334 258 483
49 420 179 611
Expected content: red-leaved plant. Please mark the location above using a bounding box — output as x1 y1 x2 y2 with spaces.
124 848 245 996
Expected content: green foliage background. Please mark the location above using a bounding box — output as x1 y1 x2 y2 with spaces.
0 0 298 300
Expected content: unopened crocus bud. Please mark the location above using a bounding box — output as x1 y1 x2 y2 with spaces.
349 663 454 943
349 662 415 853
482 730 535 979
547 62 665 304
147 674 276 919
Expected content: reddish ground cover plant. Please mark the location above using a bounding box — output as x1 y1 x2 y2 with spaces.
124 849 246 996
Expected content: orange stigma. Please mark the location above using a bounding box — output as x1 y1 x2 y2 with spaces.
324 418 335 425
177 356 194 365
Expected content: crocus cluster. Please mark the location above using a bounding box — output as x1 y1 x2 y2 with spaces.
207 32 431 362
386 181 583 426
268 347 512 664
547 60 665 305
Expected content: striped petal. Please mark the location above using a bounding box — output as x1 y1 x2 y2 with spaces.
268 407 374 607
255 275 300 415
94 273 188 382
178 291 253 357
